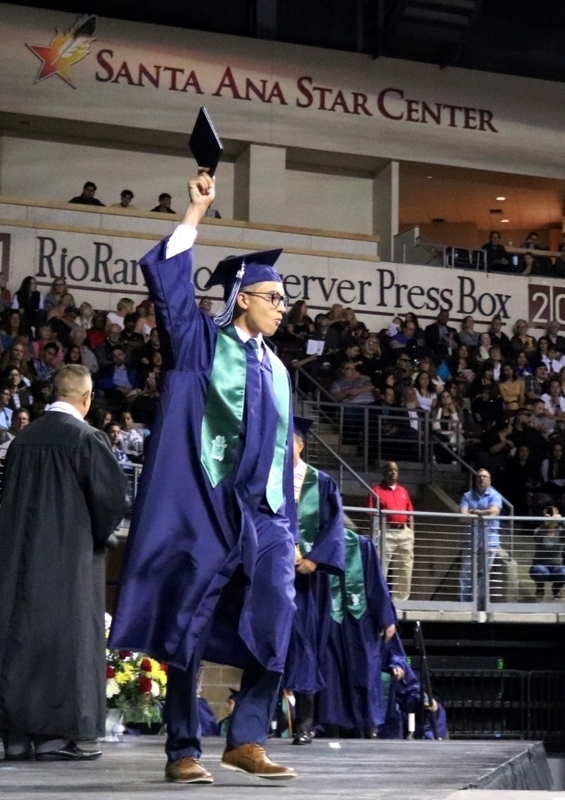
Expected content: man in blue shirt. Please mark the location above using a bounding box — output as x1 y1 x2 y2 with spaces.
459 469 502 603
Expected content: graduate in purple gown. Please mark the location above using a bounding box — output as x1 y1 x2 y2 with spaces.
284 416 345 745
317 530 397 734
109 170 297 784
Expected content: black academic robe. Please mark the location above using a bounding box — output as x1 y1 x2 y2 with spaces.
0 412 128 740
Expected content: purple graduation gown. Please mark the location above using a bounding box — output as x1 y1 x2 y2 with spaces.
317 534 397 730
284 467 345 693
109 238 297 673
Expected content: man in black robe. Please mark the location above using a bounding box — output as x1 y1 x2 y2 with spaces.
0 365 128 761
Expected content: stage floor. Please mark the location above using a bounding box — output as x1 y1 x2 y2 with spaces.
0 737 552 799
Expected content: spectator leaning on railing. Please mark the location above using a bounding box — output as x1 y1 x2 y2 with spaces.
459 469 502 604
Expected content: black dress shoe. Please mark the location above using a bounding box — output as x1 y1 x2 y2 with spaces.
292 730 312 745
4 751 32 761
36 742 102 761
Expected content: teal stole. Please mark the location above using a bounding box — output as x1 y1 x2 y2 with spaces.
297 464 320 557
329 528 367 623
200 325 290 513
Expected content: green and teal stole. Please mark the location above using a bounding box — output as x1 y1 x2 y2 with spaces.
200 324 290 513
329 528 367 623
297 464 320 557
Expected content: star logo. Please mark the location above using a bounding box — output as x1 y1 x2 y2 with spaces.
26 14 97 89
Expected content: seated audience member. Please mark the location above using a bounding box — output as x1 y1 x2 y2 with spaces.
546 320 565 354
135 301 157 338
489 345 503 381
481 231 510 272
95 346 140 404
119 411 144 461
12 276 44 329
4 367 32 411
417 356 445 393
86 313 108 351
475 333 492 364
541 443 565 489
137 327 161 368
47 294 79 348
285 300 314 342
32 342 59 384
0 408 30 457
0 273 11 313
512 407 548 473
128 364 161 427
457 316 479 348
541 379 565 419
323 305 347 352
329 340 362 373
432 389 462 461
511 320 536 354
1 309 30 346
68 181 105 206
330 361 374 444
204 204 222 219
503 445 541 516
530 507 565 600
0 387 13 429
471 385 504 428
546 345 565 376
413 371 437 413
64 344 83 366
521 251 548 277
69 328 98 374
449 345 475 385
43 277 69 315
106 298 135 331
498 362 525 412
341 307 367 340
389 319 416 351
29 379 52 420
424 309 457 357
77 302 94 330
197 297 214 318
469 361 497 401
533 337 552 371
357 334 385 387
530 398 555 436
514 350 533 377
377 386 420 463
488 316 511 355
393 353 415 398
111 189 135 209
119 314 145 358
104 422 130 464
0 339 32 385
150 193 176 214
90 407 113 432
32 325 57 359
477 416 515 485
95 324 124 369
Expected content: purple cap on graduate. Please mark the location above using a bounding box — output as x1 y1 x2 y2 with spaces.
205 248 283 326
293 416 314 440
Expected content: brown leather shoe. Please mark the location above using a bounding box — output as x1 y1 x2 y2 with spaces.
165 757 214 784
221 743 296 780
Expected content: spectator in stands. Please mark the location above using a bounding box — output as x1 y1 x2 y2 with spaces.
357 334 384 387
138 327 161 368
424 309 456 357
547 321 565 353
547 345 565 375
487 316 511 355
106 298 135 331
498 362 525 411
29 379 52 420
432 389 462 461
1 309 29 345
119 411 144 462
324 305 347 352
475 333 492 365
533 337 551 371
330 361 374 444
530 398 555 437
449 344 475 385
0 408 30 457
128 361 161 427
417 356 445 393
481 231 510 272
367 461 414 601
530 507 565 601
469 361 497 401
413 371 438 413
477 416 515 485
285 300 314 342
64 345 83 366
77 302 94 330
457 316 479 348
393 353 414 397
48 300 79 350
471 384 504 428
95 324 124 369
68 181 105 206
43 278 71 315
541 379 565 419
135 301 157 338
0 339 32 385
525 363 549 402
459 469 502 603
90 407 113 432
0 274 11 313
329 339 362 373
12 277 44 329
204 204 222 219
511 320 536 354
119 313 145 359
151 193 176 214
514 350 532 377
489 345 503 381
4 367 32 411
541 443 565 489
95 346 140 404
512 407 548 472
32 325 56 359
111 190 135 209
104 421 129 464
404 312 425 344
503 445 540 516
86 313 107 352
389 319 417 352
69 328 98 374
341 307 367 340
33 342 59 384
521 251 547 277
197 297 214 318
0 387 13 429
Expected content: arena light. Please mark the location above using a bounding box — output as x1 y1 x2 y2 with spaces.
496 196 506 201
501 218 510 223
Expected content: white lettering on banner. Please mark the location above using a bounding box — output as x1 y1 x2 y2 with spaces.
529 284 565 327
35 236 140 286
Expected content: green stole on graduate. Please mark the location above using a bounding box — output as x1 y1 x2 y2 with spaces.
297 464 320 557
329 528 367 623
200 324 290 513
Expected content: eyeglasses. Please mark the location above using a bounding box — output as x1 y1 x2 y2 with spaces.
82 390 95 399
241 291 289 310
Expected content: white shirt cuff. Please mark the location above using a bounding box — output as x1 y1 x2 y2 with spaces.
165 224 197 259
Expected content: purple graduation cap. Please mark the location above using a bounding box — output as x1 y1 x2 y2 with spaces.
205 248 283 327
293 415 314 440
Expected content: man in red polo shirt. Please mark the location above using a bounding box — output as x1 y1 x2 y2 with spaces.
368 461 414 601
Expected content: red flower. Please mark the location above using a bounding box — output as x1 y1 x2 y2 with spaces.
160 663 168 673
140 658 152 672
106 665 116 679
118 650 132 659
139 676 152 694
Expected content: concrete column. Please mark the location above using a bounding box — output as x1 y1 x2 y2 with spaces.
233 144 286 224
372 161 399 262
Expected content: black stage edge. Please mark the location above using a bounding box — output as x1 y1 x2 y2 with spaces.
0 738 552 799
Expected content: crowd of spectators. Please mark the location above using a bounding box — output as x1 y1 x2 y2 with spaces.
481 229 565 278
67 181 222 218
